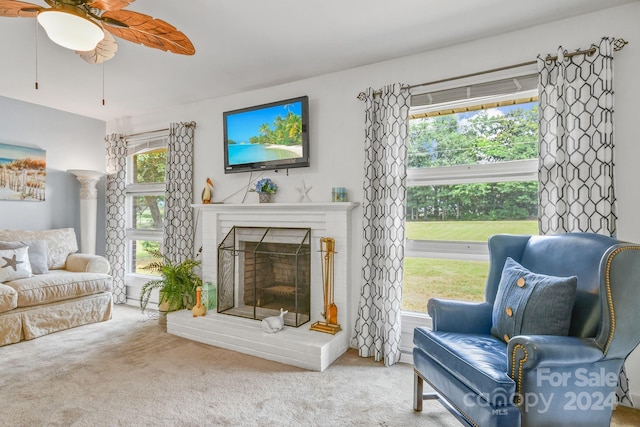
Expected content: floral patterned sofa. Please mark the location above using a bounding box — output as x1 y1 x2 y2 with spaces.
0 228 113 346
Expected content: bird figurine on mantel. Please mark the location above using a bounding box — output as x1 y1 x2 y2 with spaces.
201 178 214 204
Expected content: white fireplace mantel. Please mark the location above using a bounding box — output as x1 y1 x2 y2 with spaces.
167 202 359 371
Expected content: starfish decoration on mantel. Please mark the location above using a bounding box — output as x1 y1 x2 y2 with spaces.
296 180 312 203
2 254 22 272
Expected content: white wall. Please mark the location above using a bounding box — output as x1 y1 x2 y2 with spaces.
107 3 640 399
0 96 107 254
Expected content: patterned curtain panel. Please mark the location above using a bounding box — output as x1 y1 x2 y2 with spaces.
353 84 410 366
538 37 631 407
105 133 127 304
163 122 197 264
538 37 616 236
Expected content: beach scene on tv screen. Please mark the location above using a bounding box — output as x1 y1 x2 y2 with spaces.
226 101 303 165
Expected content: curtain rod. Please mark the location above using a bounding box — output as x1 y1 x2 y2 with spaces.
358 37 628 99
543 37 628 64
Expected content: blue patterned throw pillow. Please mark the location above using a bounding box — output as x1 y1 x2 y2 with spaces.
491 257 577 343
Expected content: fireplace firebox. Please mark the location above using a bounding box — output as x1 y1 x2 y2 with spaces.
217 226 311 327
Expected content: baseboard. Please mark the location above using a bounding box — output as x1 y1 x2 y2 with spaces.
623 393 640 408
124 297 142 308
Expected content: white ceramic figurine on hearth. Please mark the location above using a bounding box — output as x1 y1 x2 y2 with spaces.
261 308 288 333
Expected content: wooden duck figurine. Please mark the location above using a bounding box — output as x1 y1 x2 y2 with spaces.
201 177 214 204
192 286 206 317
261 308 288 333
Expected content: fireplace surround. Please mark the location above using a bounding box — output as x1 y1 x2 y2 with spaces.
167 202 359 371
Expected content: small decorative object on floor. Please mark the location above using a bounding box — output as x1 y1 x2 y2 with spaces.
192 286 206 317
261 308 288 333
201 177 214 204
254 177 277 203
202 282 217 311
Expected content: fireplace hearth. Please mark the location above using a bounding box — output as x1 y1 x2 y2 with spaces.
217 226 311 327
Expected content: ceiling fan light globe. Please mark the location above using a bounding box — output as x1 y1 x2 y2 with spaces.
37 10 104 52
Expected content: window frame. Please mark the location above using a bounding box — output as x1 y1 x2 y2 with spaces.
406 159 538 261
399 67 540 361
124 135 168 291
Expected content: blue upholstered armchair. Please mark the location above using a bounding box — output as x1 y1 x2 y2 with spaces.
413 233 640 427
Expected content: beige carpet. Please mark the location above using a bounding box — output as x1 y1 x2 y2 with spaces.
0 305 455 427
0 305 636 427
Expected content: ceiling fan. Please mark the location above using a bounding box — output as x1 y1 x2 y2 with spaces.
0 0 195 64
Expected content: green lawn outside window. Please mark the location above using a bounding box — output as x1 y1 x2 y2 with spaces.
402 220 538 312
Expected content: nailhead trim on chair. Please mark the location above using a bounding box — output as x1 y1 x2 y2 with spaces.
602 246 640 354
510 344 529 406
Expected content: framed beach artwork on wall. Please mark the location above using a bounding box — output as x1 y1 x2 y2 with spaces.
0 143 46 201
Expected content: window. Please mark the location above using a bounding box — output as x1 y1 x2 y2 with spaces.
403 72 539 313
125 135 168 280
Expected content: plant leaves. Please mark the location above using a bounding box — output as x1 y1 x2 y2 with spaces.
139 250 202 312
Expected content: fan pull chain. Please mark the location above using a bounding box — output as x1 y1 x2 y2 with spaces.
34 20 39 90
102 63 105 106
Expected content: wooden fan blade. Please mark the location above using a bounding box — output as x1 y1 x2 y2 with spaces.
76 30 118 64
0 0 42 17
87 0 133 12
102 10 195 55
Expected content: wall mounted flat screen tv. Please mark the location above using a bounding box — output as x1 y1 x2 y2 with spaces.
223 96 309 174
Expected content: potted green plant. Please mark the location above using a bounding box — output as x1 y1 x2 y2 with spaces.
139 248 203 322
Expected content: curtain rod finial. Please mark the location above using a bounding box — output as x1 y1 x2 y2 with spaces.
613 38 629 51
357 92 367 101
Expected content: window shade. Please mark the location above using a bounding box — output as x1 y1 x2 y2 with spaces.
411 74 538 107
126 136 168 156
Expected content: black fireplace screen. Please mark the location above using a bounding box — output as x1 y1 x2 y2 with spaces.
217 226 311 327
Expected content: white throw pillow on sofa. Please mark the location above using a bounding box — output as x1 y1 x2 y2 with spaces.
0 240 48 274
0 247 32 282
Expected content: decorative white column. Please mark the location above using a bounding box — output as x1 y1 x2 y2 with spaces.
68 169 105 255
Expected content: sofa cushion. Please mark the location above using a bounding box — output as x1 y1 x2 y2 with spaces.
4 270 112 308
413 328 514 406
0 283 18 313
0 228 78 270
0 240 49 274
491 257 577 343
0 247 33 282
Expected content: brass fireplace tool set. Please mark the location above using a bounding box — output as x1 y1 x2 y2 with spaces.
310 237 342 334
